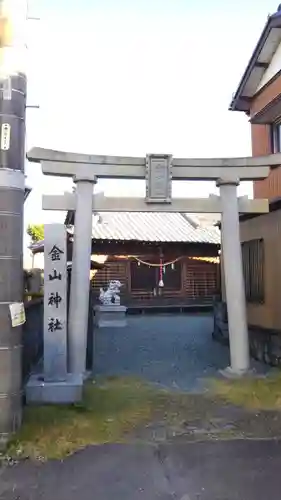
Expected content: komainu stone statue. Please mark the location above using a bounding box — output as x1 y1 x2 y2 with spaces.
99 280 122 306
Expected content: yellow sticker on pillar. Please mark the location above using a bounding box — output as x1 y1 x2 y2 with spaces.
9 302 26 327
0 16 12 48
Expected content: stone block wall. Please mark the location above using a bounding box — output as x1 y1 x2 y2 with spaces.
213 301 281 367
23 298 43 382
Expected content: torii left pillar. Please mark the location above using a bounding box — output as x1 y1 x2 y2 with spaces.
68 174 97 375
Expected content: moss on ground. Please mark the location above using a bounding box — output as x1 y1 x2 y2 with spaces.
212 373 281 410
6 377 159 460
4 377 226 461
4 374 281 461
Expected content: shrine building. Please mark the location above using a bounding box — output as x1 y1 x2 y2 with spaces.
30 210 220 310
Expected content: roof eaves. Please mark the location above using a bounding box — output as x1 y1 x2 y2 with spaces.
29 240 44 253
229 12 281 112
214 196 281 228
65 210 75 225
24 185 32 202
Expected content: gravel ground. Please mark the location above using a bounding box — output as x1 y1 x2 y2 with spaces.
94 313 268 391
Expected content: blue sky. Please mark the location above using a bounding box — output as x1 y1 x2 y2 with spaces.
24 0 279 246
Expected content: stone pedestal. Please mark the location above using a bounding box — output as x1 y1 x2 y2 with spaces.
94 305 127 327
25 373 83 404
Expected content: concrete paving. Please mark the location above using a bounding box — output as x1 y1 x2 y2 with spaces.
1 440 281 499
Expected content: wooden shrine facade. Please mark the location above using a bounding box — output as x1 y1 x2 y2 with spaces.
89 240 220 308
31 237 220 308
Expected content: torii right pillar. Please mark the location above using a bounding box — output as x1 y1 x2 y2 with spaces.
217 178 250 375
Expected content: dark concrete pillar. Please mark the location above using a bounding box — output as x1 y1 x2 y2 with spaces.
0 1 27 445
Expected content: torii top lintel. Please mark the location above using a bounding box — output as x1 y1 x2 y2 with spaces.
27 147 281 181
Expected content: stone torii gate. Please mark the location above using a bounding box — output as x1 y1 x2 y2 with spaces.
28 148 281 378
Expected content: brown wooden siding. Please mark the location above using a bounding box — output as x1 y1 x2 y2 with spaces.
91 259 129 303
91 256 218 307
250 74 281 200
254 168 281 200
183 260 217 299
251 74 281 117
90 241 219 258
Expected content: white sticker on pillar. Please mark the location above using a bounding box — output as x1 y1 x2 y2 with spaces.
44 223 67 381
9 302 26 327
1 123 11 151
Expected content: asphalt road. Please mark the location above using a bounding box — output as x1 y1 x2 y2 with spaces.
1 440 281 499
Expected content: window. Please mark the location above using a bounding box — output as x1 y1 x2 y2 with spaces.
270 122 281 153
189 270 217 298
130 260 182 291
241 239 264 303
162 261 182 290
130 261 155 291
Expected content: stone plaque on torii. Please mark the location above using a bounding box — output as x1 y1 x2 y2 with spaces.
27 147 281 380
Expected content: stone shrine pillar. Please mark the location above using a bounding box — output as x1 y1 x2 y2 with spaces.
26 223 83 404
68 174 97 375
217 179 250 374
43 224 67 381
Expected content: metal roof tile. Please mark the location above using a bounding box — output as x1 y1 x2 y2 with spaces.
30 211 220 255
91 212 220 244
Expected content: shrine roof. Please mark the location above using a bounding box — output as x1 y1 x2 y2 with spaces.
30 212 220 254
66 211 220 245
89 212 220 244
